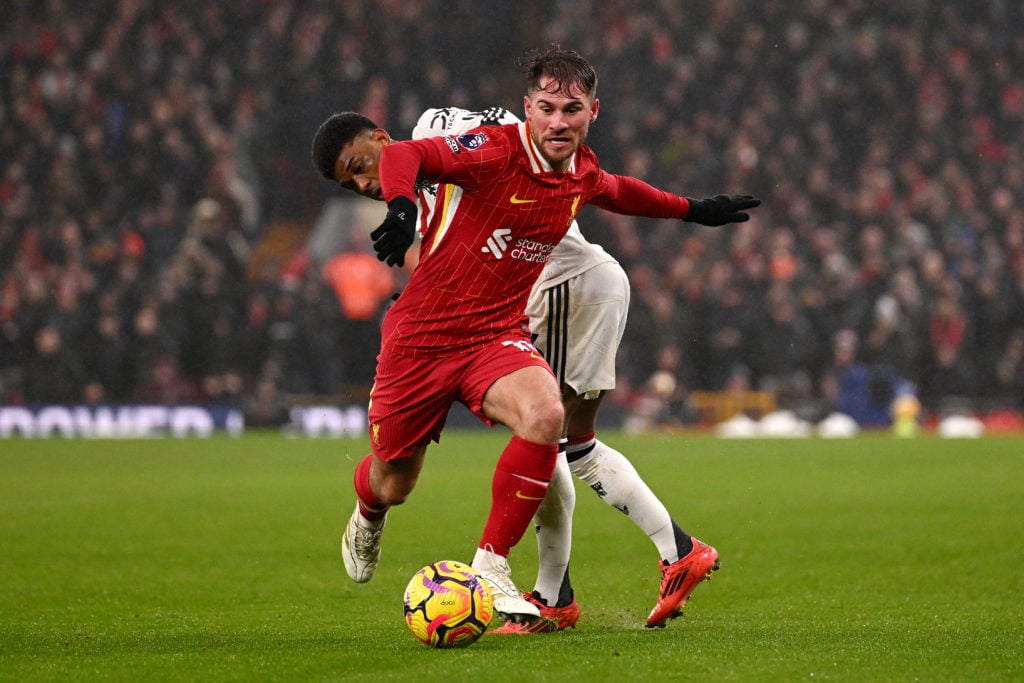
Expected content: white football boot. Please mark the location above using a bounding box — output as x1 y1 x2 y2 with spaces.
341 505 386 583
473 548 541 621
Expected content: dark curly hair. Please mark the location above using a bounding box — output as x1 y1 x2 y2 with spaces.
311 112 378 180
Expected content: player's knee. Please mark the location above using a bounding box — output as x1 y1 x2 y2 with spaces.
533 399 565 444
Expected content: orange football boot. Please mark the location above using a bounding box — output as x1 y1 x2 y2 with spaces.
645 538 719 628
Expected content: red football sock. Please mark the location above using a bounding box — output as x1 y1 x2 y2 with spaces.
353 455 388 521
478 436 558 556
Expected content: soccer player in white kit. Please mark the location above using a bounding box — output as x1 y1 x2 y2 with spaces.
318 104 721 630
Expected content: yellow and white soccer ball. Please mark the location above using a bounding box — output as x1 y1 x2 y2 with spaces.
403 560 493 648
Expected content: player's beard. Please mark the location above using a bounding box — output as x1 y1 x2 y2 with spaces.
535 128 587 171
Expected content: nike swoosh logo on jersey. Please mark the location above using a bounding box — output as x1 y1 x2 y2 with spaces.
509 194 538 204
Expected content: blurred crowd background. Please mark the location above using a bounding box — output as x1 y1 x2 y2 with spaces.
2 0 1023 429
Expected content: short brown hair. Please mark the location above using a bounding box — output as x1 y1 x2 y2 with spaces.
520 46 598 99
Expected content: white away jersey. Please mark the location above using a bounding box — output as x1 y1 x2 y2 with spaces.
411 107 618 292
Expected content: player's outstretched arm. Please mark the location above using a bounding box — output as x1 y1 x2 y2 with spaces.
591 173 760 226
683 194 761 226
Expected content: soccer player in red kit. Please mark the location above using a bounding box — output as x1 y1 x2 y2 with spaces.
330 48 759 626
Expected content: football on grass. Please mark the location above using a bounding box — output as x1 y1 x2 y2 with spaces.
403 560 493 648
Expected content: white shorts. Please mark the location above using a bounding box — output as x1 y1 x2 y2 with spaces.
526 260 630 398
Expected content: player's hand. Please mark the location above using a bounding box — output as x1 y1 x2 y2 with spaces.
371 196 417 267
684 194 761 226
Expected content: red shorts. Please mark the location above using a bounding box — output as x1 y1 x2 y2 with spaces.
367 332 553 461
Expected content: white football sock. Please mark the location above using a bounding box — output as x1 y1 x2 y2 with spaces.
531 450 574 605
568 438 679 563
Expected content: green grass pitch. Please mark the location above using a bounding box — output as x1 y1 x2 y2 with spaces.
1 432 1022 681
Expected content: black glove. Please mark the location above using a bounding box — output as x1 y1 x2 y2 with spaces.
684 194 761 226
370 196 417 267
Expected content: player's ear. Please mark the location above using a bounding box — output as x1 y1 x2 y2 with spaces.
372 128 392 146
590 98 600 122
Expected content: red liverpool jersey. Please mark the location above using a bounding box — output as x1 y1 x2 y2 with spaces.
378 121 689 356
